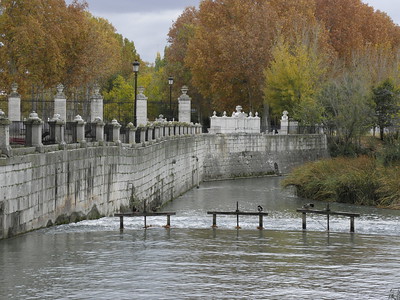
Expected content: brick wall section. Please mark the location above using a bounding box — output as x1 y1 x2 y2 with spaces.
0 134 328 239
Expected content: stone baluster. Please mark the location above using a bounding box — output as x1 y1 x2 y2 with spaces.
154 125 160 140
139 126 146 143
8 83 21 121
73 115 86 144
0 110 12 156
147 126 154 141
125 122 136 144
48 113 66 148
93 117 105 143
110 119 122 144
54 84 67 121
159 124 165 139
24 112 44 151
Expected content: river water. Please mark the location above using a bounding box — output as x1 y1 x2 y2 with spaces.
1 177 400 299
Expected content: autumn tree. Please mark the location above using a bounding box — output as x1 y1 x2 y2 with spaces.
186 0 275 113
315 0 400 63
165 6 208 123
0 0 122 94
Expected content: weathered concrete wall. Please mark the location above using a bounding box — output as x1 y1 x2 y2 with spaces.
0 134 328 239
203 134 328 180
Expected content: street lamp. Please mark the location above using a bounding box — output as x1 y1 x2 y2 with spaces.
132 60 140 126
168 76 174 120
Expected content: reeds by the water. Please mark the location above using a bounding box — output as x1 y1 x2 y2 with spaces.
282 155 400 208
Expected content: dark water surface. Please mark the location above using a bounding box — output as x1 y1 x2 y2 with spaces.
1 177 400 299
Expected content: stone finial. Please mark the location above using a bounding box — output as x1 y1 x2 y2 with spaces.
255 112 259 117
93 83 101 96
0 109 5 119
74 114 84 123
249 112 253 117
223 111 227 117
29 111 40 120
282 110 288 121
111 119 121 127
93 116 102 122
137 86 148 101
56 83 66 98
51 113 61 121
10 83 19 96
213 111 217 117
11 83 18 92
181 85 189 95
126 122 135 129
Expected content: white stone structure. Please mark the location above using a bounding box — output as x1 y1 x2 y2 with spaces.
280 110 289 135
54 84 67 121
90 83 103 122
178 86 191 123
0 110 12 156
209 105 260 134
8 83 21 121
136 86 148 126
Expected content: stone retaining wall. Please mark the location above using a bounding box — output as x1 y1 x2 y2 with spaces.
0 134 328 239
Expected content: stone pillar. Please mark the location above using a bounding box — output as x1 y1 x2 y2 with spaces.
24 112 43 149
90 83 104 122
93 117 105 143
147 126 154 141
154 126 160 140
196 124 202 134
280 110 289 135
136 86 148 127
139 126 146 143
125 122 136 144
178 86 191 124
73 115 86 143
8 83 21 121
110 119 121 144
159 125 165 138
48 113 66 146
54 84 67 121
0 110 12 156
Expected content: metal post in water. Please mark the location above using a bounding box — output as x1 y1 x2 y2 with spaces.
302 212 307 230
326 203 330 232
350 216 355 233
258 214 263 230
166 215 171 228
120 216 124 230
144 200 147 228
235 201 240 229
212 214 217 228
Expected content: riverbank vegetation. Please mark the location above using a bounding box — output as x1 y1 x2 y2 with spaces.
282 136 400 209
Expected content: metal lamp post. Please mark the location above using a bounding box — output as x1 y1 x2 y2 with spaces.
132 60 140 126
168 76 173 120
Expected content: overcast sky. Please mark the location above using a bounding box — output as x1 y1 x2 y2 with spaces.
67 0 400 63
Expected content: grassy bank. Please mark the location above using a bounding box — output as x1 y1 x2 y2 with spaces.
282 155 400 209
